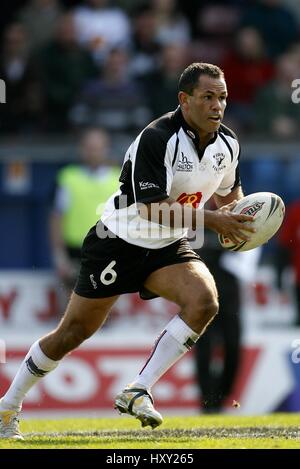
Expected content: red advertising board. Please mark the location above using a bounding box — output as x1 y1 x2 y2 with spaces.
0 346 260 412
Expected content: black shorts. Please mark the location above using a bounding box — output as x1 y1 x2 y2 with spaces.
74 222 202 299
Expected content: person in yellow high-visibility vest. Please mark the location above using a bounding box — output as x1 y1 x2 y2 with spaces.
49 128 120 292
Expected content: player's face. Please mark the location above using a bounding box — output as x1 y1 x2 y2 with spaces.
180 75 227 137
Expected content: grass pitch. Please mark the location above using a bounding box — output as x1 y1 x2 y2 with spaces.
0 414 299 449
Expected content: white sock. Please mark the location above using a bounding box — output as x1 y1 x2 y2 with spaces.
0 340 59 411
130 315 200 390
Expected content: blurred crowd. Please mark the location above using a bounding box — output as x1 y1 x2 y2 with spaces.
1 0 300 138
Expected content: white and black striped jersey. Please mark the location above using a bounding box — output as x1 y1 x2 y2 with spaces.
101 106 241 249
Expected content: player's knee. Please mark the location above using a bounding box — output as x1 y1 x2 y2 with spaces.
203 297 219 323
191 291 219 324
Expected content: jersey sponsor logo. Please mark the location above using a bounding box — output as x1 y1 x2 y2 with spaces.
241 202 265 217
212 152 226 173
139 181 160 190
177 152 193 172
177 192 202 208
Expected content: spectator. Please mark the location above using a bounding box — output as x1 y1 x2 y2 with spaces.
180 0 244 38
129 3 161 77
188 2 241 65
254 51 300 138
151 0 191 46
73 0 131 63
284 0 300 22
221 27 274 133
0 23 43 133
240 0 299 58
49 128 120 298
18 0 63 53
72 47 151 132
36 13 97 131
142 42 190 118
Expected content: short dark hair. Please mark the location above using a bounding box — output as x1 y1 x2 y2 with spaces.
178 63 224 95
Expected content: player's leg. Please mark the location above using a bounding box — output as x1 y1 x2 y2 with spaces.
0 292 117 439
115 261 218 427
40 292 118 360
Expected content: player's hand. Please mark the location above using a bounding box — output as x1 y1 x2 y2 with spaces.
206 200 256 244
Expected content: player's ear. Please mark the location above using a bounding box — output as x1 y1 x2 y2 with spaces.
178 91 190 110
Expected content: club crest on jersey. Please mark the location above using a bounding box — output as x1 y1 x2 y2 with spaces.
241 201 265 217
212 152 226 173
177 152 193 172
177 192 202 208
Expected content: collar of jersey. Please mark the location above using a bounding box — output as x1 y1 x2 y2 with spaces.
173 106 219 158
173 106 200 145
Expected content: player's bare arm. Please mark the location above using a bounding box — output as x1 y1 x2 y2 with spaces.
214 185 244 206
139 189 255 244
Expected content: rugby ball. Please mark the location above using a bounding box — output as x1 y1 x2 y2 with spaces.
218 192 285 251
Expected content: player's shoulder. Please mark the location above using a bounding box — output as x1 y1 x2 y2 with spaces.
218 123 240 160
218 123 239 142
140 111 178 144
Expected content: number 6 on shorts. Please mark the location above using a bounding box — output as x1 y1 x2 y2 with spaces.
100 260 117 285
